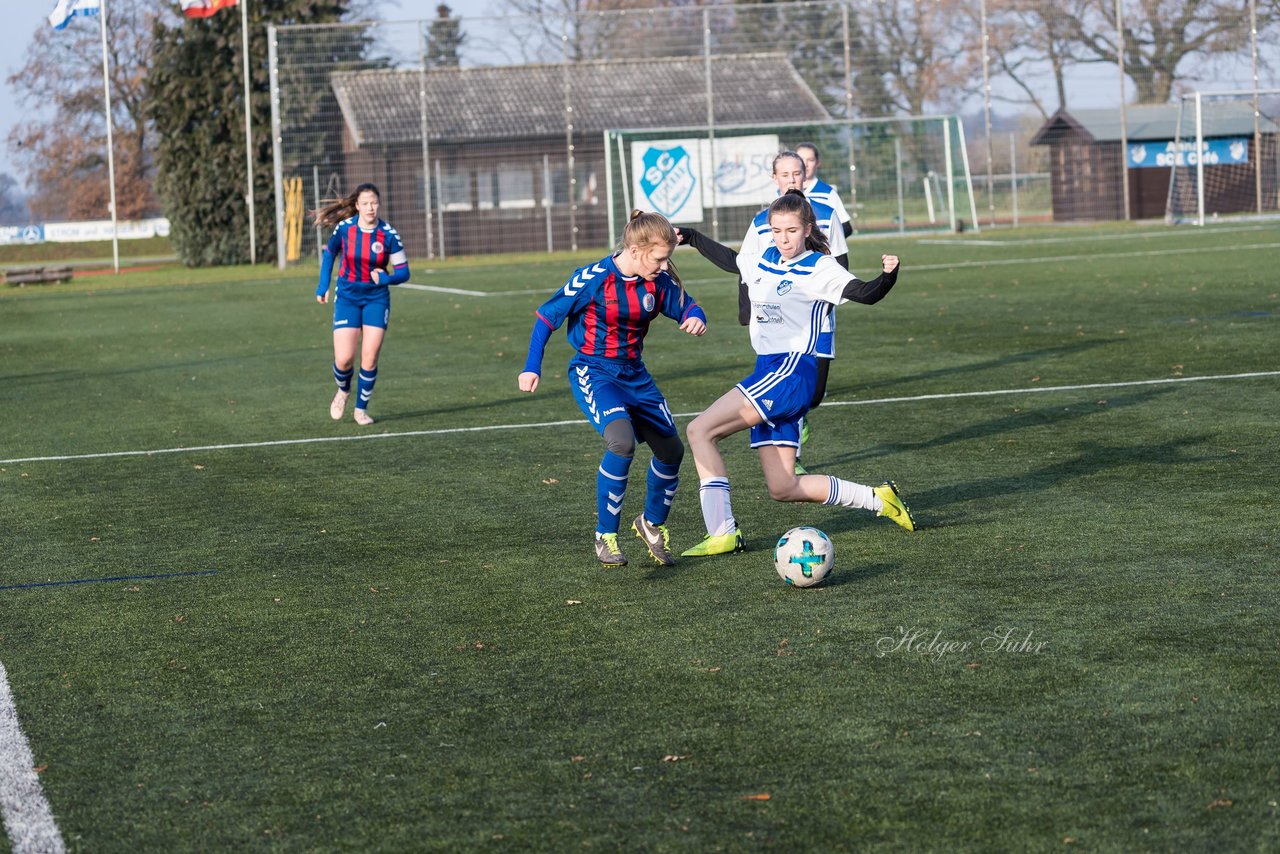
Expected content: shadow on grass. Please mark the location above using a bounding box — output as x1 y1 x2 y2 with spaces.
0 346 319 386
821 562 894 586
813 387 1176 468
916 434 1226 515
834 338 1118 395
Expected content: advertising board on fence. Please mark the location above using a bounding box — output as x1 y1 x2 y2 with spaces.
0 218 170 245
0 225 45 245
1127 138 1249 169
631 135 781 223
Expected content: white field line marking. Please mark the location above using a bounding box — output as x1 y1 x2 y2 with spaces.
0 661 65 854
918 222 1277 247
919 239 1005 246
908 240 1280 272
403 234 1280 297
816 370 1280 407
399 283 490 296
2 372 1277 467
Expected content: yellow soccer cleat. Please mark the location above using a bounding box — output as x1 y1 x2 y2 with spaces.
632 514 676 566
594 532 628 567
680 529 746 557
873 480 916 532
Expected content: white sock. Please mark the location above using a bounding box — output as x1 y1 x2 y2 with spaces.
822 476 879 511
698 477 735 536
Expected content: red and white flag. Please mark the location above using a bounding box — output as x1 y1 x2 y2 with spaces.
180 0 238 18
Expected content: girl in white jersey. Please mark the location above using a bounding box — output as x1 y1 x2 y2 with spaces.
678 189 916 557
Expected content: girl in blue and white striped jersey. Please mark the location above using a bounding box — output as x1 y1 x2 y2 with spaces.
519 211 707 568
313 183 410 425
676 189 916 558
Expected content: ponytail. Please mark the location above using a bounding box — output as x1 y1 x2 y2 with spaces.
312 182 381 229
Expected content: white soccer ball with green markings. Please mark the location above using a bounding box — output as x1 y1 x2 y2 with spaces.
773 527 834 587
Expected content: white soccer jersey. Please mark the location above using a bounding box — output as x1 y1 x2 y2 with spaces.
736 246 850 356
805 178 852 226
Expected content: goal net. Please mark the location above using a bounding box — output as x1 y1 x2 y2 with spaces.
604 116 976 248
1165 89 1280 225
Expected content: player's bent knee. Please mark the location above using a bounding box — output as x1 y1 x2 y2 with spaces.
602 420 636 459
767 478 804 502
647 432 684 467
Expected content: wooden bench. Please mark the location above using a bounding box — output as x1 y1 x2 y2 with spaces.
1 266 75 286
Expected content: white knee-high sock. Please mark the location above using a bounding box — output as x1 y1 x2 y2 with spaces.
822 476 879 511
698 477 735 536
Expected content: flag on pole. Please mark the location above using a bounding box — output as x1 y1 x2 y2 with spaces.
48 0 100 30
180 0 238 18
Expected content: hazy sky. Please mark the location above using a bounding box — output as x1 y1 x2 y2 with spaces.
1 2 57 190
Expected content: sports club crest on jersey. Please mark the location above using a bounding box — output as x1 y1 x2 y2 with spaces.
642 292 656 312
372 242 384 255
777 279 793 295
639 146 696 219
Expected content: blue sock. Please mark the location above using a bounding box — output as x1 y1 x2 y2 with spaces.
644 458 680 526
356 366 378 410
333 364 354 392
596 450 632 535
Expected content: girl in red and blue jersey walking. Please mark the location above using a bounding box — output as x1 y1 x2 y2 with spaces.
313 183 410 425
519 211 708 568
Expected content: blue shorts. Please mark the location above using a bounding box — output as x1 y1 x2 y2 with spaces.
736 352 818 449
568 356 677 440
333 290 390 330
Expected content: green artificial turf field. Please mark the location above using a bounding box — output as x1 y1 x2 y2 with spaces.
2 222 1278 851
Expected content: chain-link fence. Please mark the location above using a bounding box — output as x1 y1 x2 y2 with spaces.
268 1 1278 265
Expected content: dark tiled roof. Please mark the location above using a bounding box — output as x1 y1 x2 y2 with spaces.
1031 103 1278 145
332 53 830 146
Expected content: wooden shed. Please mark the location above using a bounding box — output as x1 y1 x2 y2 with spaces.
329 54 831 257
1030 104 1279 221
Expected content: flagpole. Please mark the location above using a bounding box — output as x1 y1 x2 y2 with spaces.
98 0 120 273
241 0 255 265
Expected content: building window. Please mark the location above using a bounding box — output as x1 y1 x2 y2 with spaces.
435 168 471 211
497 165 536 210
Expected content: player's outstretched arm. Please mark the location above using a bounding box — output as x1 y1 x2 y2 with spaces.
840 255 900 305
676 227 738 275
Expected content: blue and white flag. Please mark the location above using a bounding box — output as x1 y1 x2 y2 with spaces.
48 0 100 30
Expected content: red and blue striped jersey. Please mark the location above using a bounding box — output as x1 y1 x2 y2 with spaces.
327 217 406 286
532 255 702 363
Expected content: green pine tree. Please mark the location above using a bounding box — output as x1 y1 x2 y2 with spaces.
147 0 360 266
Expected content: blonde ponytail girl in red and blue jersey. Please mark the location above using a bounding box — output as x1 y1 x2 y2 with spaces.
518 210 708 568
313 183 410 425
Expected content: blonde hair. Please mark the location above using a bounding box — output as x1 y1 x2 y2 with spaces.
620 209 682 286
769 189 830 255
312 182 380 229
772 150 806 178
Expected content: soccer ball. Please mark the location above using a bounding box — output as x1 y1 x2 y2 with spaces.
773 526 835 587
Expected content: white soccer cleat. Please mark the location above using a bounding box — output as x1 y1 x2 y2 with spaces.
329 390 349 420
353 408 375 426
